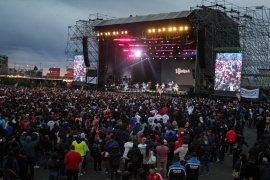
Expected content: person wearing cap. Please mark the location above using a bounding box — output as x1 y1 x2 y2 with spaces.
167 155 186 180
64 145 82 180
185 152 201 180
148 165 163 180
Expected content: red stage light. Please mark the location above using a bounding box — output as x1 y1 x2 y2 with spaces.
113 38 136 42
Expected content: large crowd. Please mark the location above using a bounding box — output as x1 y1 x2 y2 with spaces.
0 85 269 180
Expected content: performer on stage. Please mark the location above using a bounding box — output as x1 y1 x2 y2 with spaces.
173 84 179 92
135 82 139 90
142 82 146 91
161 83 165 90
155 83 159 90
124 83 128 91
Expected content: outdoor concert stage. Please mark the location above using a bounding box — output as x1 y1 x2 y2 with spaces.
90 8 240 96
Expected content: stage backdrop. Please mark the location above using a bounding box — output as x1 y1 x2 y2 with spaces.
161 59 195 89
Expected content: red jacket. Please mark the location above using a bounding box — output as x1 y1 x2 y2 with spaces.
148 173 163 180
64 150 82 170
226 130 237 142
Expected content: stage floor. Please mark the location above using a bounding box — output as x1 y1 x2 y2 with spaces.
106 87 188 95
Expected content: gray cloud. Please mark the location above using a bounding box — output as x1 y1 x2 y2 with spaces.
0 0 269 71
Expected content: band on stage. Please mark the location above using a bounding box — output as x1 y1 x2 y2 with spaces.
118 80 179 93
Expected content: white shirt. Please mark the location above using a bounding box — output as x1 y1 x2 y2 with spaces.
162 114 170 124
154 114 162 121
123 141 133 159
148 117 155 126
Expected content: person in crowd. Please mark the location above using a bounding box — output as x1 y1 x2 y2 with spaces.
167 156 186 180
41 135 53 169
248 142 260 164
233 153 248 180
240 156 260 180
71 134 87 176
174 140 188 165
127 142 143 179
20 131 40 179
232 143 243 168
2 150 19 178
185 152 200 180
225 127 237 156
199 140 211 176
217 131 226 162
47 152 61 180
64 145 82 180
142 144 155 173
156 139 170 177
148 165 163 180
259 157 270 180
109 146 122 180
80 132 89 174
115 126 128 155
123 137 134 171
91 138 102 172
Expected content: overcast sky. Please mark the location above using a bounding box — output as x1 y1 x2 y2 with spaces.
0 0 269 71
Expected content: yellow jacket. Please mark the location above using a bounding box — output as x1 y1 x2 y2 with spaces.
72 140 87 156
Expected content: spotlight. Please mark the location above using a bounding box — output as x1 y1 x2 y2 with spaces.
134 50 142 58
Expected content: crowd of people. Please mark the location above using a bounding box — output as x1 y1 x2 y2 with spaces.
0 85 269 180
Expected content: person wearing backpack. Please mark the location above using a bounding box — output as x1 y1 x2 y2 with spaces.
127 143 143 179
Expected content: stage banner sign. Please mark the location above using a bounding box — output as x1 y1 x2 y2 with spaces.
240 88 259 99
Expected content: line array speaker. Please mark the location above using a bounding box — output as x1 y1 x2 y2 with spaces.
197 29 205 68
82 37 90 67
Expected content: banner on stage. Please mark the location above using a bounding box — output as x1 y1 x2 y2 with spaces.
240 88 259 99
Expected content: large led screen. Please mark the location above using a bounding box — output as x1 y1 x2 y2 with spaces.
214 53 242 92
73 55 86 82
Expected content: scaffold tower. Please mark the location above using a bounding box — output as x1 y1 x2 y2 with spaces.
65 13 115 72
193 0 270 93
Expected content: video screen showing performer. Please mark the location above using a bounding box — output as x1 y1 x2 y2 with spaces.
73 55 86 82
214 52 242 91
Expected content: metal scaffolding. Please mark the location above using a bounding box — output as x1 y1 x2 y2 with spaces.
190 6 240 94
65 13 115 74
191 0 270 93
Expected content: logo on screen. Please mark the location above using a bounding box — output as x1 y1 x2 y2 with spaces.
175 68 191 75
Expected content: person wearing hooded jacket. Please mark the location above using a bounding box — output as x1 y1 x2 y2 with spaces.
20 131 40 179
72 134 87 176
